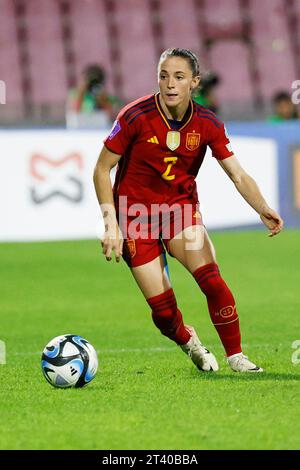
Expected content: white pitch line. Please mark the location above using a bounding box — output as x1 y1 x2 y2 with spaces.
8 343 285 357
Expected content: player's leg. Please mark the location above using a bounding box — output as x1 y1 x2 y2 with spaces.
123 240 190 346
169 225 242 357
131 254 218 371
120 216 190 345
166 224 216 272
124 240 218 371
130 252 171 299
168 225 262 372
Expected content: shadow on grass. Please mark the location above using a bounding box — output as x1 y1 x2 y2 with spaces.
188 371 300 381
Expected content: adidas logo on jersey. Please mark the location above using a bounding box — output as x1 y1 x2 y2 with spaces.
147 136 159 144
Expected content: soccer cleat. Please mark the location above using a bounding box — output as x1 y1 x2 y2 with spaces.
180 325 219 372
227 353 263 373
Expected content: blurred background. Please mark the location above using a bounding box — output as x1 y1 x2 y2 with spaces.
1 2 299 452
0 0 300 241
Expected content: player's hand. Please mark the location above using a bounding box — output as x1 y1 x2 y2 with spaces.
100 224 124 262
260 207 284 237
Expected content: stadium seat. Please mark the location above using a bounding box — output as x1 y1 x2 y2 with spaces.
69 0 114 95
294 0 300 20
25 0 67 105
203 0 243 38
159 0 203 60
0 0 23 105
1 0 299 120
114 0 157 100
249 0 297 98
209 41 253 103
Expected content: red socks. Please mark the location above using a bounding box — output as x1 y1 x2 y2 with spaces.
147 288 191 345
147 264 242 356
193 263 242 357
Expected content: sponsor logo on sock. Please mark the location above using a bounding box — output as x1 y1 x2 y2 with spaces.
218 305 235 318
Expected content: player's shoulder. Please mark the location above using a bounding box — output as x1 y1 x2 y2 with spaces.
118 94 156 124
193 102 224 130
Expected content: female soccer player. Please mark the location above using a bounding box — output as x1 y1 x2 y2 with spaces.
93 48 283 373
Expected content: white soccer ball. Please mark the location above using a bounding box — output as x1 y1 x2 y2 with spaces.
41 334 98 388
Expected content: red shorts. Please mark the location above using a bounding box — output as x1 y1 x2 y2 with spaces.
118 203 203 268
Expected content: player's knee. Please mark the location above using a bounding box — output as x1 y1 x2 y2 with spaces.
193 262 227 296
201 275 228 297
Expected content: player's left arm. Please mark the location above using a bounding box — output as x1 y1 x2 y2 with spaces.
218 155 284 237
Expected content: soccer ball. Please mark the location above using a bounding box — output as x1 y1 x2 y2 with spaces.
41 334 98 388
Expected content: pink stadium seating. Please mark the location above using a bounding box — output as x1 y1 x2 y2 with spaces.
249 0 297 98
294 0 300 20
114 0 157 100
159 0 204 61
69 0 114 95
25 0 67 104
0 0 299 119
209 41 253 103
203 0 243 37
0 0 23 105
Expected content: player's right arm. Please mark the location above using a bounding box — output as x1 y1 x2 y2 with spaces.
94 101 142 260
93 146 123 262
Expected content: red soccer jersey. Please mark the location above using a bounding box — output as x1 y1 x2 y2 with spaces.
104 93 233 210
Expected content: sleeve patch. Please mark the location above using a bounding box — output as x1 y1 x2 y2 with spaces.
108 120 121 140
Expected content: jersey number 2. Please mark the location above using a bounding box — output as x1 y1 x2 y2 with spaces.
161 156 178 181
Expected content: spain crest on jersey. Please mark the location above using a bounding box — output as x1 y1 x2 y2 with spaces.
186 132 201 151
166 131 180 151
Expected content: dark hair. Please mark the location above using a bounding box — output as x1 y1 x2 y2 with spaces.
200 71 220 95
273 91 291 104
83 64 105 84
158 48 200 77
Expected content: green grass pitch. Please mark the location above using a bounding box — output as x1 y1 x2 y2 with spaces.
0 230 299 450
